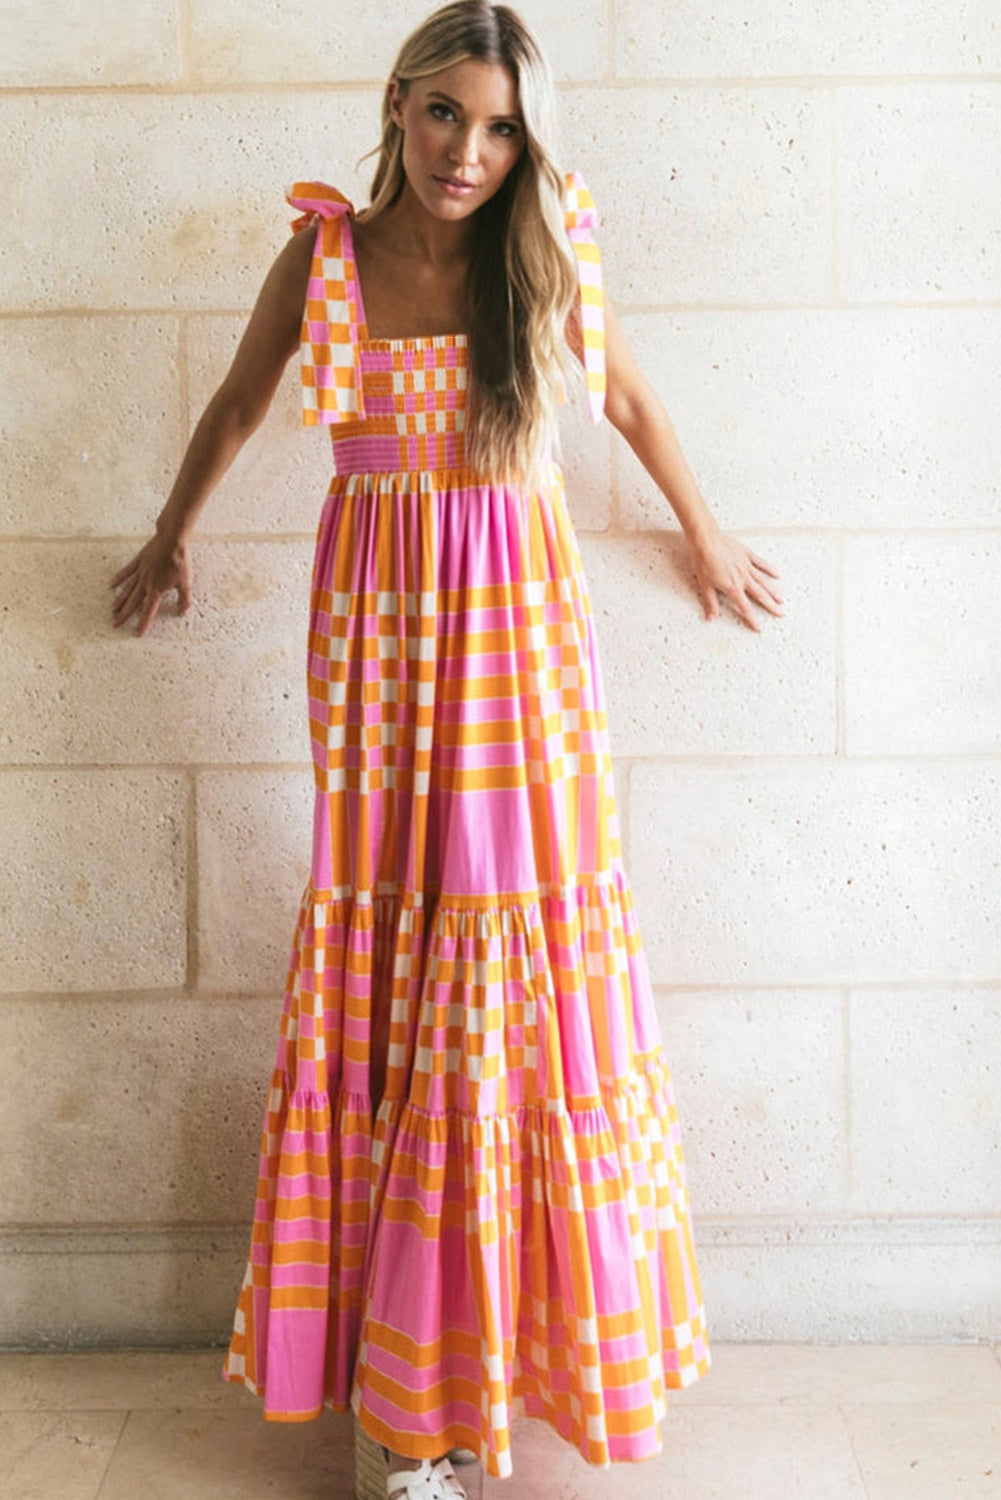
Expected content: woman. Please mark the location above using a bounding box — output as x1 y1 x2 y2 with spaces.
110 3 782 1496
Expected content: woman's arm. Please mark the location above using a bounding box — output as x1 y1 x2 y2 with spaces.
109 223 316 636
601 295 784 632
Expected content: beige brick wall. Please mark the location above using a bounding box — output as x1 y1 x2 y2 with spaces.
2 0 999 1347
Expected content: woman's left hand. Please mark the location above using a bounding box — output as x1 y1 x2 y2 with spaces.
687 527 784 632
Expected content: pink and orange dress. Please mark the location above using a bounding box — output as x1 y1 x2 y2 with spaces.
221 170 711 1480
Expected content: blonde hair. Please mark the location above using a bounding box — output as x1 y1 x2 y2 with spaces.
356 1 581 484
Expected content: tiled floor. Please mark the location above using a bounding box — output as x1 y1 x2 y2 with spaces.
0 1345 999 1499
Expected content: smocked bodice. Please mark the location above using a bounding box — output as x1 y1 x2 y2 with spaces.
332 335 469 475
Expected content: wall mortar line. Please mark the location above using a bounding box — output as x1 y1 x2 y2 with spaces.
3 1212 998 1245
0 79 388 97
835 534 846 756
8 524 1001 545
186 769 199 991
2 750 999 774
3 73 1001 98
608 427 623 530
4 299 1001 320
176 0 191 83
0 989 286 1007
652 979 1001 995
829 85 841 302
177 313 191 472
3 978 998 1008
843 986 854 1210
0 762 315 775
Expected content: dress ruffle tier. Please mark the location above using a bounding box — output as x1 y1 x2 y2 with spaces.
225 871 709 1477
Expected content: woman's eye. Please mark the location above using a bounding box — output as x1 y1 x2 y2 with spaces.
429 103 454 120
493 122 519 137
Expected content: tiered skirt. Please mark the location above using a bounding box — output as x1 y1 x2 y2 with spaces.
221 461 710 1478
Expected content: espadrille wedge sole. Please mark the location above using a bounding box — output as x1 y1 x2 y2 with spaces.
354 1421 389 1500
354 1422 474 1500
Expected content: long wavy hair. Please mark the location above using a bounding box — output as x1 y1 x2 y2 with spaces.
355 1 582 483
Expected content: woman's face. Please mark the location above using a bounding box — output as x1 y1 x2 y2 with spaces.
388 58 525 221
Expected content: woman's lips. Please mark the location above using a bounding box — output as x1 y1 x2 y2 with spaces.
434 175 476 195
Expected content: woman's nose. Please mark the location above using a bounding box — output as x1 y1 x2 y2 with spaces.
448 126 480 165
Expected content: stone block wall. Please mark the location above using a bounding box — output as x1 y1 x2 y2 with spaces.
2 0 999 1346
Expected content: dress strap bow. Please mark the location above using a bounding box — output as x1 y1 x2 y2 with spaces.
563 170 607 424
286 181 367 425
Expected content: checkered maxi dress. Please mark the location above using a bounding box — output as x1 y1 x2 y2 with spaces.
221 169 711 1480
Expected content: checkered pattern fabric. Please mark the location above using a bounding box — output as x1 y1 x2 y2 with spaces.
288 181 367 424
563 169 607 425
222 173 710 1481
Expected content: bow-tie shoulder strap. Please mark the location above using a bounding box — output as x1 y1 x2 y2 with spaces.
563 169 606 425
285 180 366 426
287 180 355 232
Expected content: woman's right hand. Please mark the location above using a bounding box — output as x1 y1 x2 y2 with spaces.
109 528 193 637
